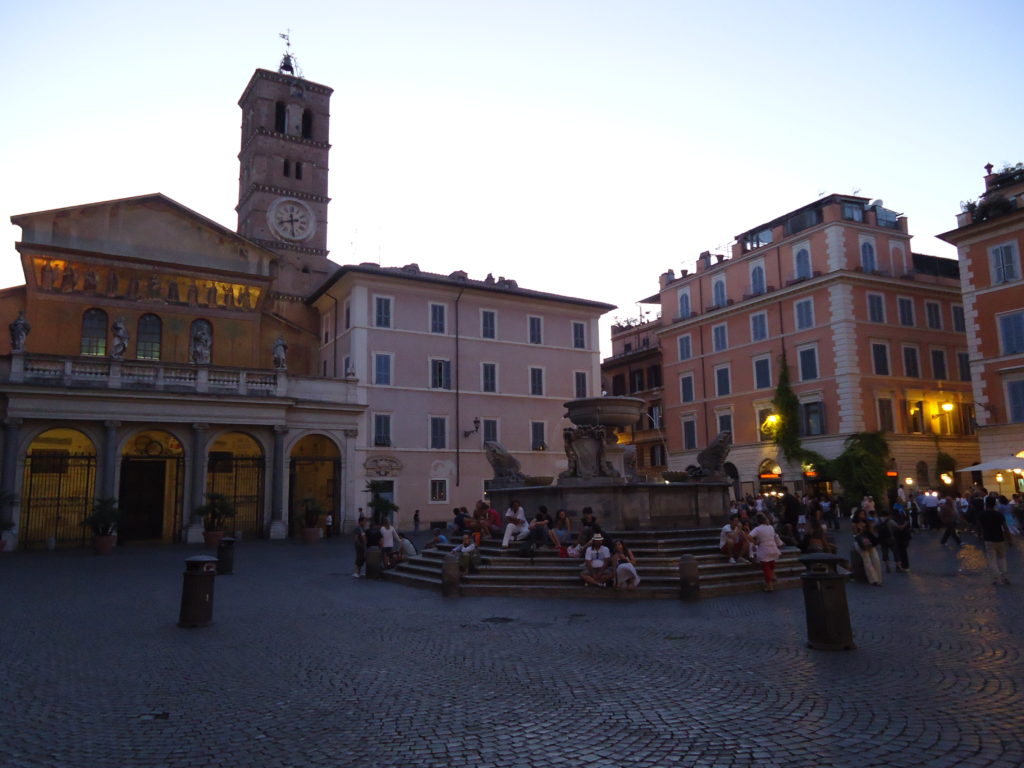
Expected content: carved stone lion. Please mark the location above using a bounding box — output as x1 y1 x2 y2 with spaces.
484 441 526 486
694 430 732 478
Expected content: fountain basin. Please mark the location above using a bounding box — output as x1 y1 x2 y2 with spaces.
563 396 645 428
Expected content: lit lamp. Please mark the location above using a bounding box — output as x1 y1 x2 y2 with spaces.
941 402 955 413
940 473 953 485
995 472 1004 494
904 477 914 486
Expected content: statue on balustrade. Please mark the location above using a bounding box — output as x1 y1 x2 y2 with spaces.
9 311 30 352
272 336 288 371
111 317 130 360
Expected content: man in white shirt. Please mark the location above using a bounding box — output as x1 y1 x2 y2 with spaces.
581 534 613 586
719 515 750 564
501 500 530 548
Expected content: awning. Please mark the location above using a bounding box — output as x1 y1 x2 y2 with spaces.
956 456 1024 472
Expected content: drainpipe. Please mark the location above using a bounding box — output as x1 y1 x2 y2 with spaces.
330 294 339 378
454 287 465 486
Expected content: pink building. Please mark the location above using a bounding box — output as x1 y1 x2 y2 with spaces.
311 265 613 525
939 163 1024 495
648 194 977 498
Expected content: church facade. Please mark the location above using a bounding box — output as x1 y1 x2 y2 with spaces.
0 62 612 549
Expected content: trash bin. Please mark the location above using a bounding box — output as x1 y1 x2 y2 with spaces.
441 554 461 597
678 554 699 602
178 555 218 628
365 546 382 579
799 553 855 650
216 537 235 575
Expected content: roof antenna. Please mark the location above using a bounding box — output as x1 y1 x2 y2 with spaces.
278 30 303 78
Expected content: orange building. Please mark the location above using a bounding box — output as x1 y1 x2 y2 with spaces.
648 194 977 498
938 163 1024 495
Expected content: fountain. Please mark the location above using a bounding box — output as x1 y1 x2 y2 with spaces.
485 396 731 529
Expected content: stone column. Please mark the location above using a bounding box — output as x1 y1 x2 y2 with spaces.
1 418 22 548
342 428 359 533
100 421 121 499
268 425 288 540
186 423 209 544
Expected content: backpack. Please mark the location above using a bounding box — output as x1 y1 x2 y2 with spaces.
517 539 537 562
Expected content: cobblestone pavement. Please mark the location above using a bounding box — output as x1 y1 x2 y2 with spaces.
2 528 1022 768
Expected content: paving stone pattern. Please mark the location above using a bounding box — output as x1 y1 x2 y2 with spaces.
2 528 1022 768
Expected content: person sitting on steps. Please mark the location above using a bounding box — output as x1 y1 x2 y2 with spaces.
719 514 750 564
581 533 613 587
451 533 481 574
501 499 530 548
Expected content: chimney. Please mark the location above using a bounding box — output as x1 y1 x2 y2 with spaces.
659 269 676 288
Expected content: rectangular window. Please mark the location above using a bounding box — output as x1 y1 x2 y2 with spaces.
750 312 768 342
574 371 587 399
999 312 1024 355
925 302 942 330
957 352 971 382
872 343 890 376
430 479 448 503
680 374 695 403
429 417 447 449
678 334 692 361
798 346 818 381
682 418 697 450
952 305 965 333
530 367 544 396
1008 380 1024 423
630 369 644 393
715 365 731 396
431 358 452 389
528 316 542 344
754 357 772 389
903 346 920 378
430 303 446 334
481 310 496 339
611 374 625 396
795 299 814 330
530 421 546 450
712 323 728 352
931 349 948 380
991 243 1021 284
572 322 586 349
898 297 915 327
907 400 925 433
867 293 885 323
842 203 864 222
373 353 392 385
799 401 826 436
717 412 733 435
374 297 392 328
757 407 773 442
481 362 497 393
648 403 663 429
373 414 392 446
482 419 498 444
877 398 895 432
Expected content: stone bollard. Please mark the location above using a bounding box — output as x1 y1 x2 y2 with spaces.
365 546 382 579
679 554 699 601
441 554 461 597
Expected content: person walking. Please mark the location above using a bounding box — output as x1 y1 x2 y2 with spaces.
352 516 367 578
980 495 1012 585
891 503 912 572
413 509 420 533
939 494 961 548
748 514 784 592
853 520 883 586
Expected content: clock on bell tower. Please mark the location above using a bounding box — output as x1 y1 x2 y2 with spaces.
236 61 333 294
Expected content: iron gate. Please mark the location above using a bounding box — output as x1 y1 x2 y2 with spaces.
21 453 97 550
288 456 341 533
119 455 185 542
206 455 266 538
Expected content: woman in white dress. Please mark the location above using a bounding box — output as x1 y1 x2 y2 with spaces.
748 514 784 591
611 539 640 589
853 520 883 586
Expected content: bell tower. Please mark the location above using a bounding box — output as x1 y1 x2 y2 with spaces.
236 53 333 295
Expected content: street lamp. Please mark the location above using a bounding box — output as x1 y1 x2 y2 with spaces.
995 472 1004 494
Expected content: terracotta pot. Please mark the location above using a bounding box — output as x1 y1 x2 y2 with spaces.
203 530 225 549
93 534 117 555
301 527 320 544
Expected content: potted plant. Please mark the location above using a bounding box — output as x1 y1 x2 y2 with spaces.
298 497 325 544
365 483 398 526
83 497 121 555
194 492 235 549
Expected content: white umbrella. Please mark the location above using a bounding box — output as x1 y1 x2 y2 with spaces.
957 456 1024 472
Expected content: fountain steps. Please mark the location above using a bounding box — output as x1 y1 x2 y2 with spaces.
381 529 804 599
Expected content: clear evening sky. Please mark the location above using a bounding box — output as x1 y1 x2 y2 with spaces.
2 0 1021 353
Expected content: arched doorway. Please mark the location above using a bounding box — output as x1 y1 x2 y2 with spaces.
289 434 340 536
206 432 265 538
758 458 783 494
119 430 185 543
20 428 97 549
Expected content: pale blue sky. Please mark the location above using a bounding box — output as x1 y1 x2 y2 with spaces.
2 0 1021 346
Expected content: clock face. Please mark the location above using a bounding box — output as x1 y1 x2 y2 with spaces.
267 198 316 242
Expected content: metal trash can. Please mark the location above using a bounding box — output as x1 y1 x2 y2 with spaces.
216 537 235 575
799 553 855 650
178 555 218 628
441 554 461 597
365 546 382 579
678 554 700 602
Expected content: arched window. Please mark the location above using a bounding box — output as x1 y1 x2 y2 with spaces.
795 248 812 279
283 159 291 178
678 290 690 319
136 314 162 360
861 242 877 273
750 264 766 295
274 101 287 133
301 109 313 139
713 278 727 307
190 319 213 365
80 309 107 356
915 460 930 488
